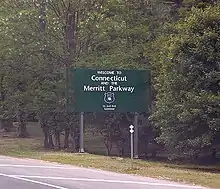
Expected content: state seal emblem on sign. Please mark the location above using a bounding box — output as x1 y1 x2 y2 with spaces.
104 92 115 104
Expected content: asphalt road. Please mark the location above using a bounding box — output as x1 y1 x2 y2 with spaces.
0 156 208 189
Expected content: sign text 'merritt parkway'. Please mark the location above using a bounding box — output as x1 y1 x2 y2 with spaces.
84 71 134 93
70 69 151 112
83 85 134 93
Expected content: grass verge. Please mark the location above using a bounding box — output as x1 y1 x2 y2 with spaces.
0 137 220 189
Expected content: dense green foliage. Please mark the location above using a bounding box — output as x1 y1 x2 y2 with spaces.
150 5 220 158
0 0 219 160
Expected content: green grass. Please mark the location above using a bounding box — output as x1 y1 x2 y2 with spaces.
0 122 220 189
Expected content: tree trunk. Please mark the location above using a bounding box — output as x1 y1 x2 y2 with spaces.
48 132 54 149
104 138 112 156
42 127 49 149
64 128 70 149
70 128 80 152
17 122 28 138
66 12 77 59
17 105 28 138
70 129 75 152
55 131 61 150
116 139 125 156
74 132 80 152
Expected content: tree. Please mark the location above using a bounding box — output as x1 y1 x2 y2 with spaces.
150 5 220 159
0 1 41 136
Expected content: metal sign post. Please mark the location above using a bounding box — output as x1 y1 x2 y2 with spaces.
79 112 84 153
134 112 139 158
129 125 134 160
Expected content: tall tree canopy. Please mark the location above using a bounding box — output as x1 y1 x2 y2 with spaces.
150 5 220 158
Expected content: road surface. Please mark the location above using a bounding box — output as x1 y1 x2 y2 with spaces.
0 155 208 189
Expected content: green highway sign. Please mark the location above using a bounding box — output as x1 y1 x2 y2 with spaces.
68 69 151 112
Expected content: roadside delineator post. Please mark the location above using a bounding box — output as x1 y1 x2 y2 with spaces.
130 125 134 160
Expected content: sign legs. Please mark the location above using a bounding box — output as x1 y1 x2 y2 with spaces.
79 112 85 153
134 112 139 158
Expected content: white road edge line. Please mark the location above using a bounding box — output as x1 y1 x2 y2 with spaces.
0 164 78 170
0 173 68 189
6 175 207 189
